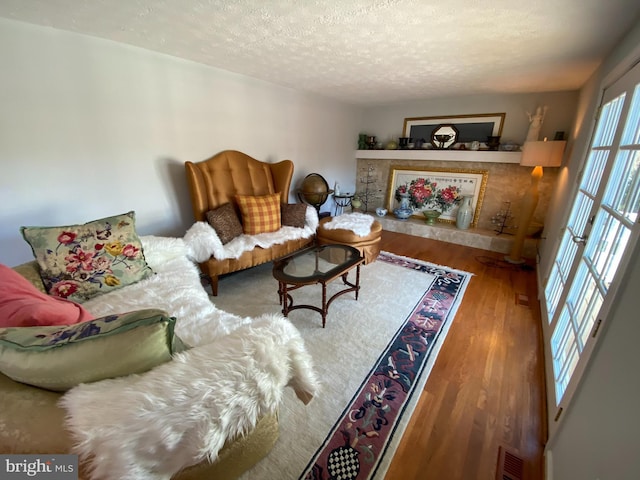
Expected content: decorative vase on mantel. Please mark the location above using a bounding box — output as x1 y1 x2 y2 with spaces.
456 195 474 230
423 209 441 225
393 193 413 220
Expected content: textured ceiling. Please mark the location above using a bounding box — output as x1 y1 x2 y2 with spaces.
1 0 639 105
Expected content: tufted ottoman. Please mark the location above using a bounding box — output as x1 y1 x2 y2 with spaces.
316 216 382 264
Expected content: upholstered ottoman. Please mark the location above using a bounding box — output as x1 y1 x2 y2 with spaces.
317 215 382 264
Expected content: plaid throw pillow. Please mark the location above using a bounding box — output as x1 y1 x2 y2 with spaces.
235 193 282 235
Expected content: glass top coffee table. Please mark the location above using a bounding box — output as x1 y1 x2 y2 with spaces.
272 244 365 328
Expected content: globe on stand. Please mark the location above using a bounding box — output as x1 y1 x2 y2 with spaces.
297 173 332 215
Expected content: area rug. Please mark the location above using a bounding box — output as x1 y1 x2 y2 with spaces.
209 251 472 480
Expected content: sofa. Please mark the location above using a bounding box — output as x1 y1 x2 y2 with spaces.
0 230 319 480
185 150 317 295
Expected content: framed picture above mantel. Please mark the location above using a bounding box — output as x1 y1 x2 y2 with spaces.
403 113 506 145
386 166 488 226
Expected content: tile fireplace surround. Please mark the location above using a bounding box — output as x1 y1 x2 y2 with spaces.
355 149 558 259
375 214 538 259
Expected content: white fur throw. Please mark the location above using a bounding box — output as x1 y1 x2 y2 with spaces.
59 235 319 480
322 212 374 237
184 205 319 263
60 313 318 480
81 235 246 345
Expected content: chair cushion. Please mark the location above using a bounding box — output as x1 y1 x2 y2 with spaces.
317 217 383 264
206 203 243 244
0 264 94 328
0 308 186 391
235 193 282 235
21 211 154 302
281 203 307 228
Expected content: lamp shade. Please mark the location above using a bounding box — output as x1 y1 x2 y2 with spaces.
520 140 566 167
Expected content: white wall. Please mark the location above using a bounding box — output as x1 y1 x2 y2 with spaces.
0 19 361 266
544 20 640 480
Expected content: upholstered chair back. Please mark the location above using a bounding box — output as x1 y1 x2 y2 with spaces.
185 150 294 222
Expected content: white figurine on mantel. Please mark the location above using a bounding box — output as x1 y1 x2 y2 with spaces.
526 105 548 141
334 181 341 195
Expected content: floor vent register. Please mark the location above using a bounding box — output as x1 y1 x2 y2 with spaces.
496 445 525 480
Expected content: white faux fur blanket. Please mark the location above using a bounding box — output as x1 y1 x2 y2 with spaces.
322 212 374 237
81 235 245 345
184 205 319 263
60 236 319 480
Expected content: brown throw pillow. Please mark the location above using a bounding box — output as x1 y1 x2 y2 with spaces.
206 203 243 244
281 203 307 228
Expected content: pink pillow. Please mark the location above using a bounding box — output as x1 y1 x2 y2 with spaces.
0 264 94 327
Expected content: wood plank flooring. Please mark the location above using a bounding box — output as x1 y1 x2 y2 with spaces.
379 231 546 480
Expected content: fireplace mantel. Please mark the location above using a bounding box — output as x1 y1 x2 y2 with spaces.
356 149 521 164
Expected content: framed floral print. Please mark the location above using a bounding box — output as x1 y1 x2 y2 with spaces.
387 166 488 226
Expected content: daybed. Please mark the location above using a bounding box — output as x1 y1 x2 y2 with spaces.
0 230 318 480
185 150 317 295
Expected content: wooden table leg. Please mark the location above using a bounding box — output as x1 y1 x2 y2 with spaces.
321 282 327 328
281 282 289 316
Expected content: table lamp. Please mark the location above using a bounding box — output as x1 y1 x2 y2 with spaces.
505 139 566 264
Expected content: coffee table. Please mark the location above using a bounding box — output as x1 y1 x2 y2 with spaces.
272 244 364 327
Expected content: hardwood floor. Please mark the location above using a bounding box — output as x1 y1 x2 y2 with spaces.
379 231 546 480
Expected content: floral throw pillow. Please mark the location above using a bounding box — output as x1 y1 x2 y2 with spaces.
21 211 154 302
0 308 187 391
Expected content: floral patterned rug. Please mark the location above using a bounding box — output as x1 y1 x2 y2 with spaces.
212 251 472 480
299 252 472 480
